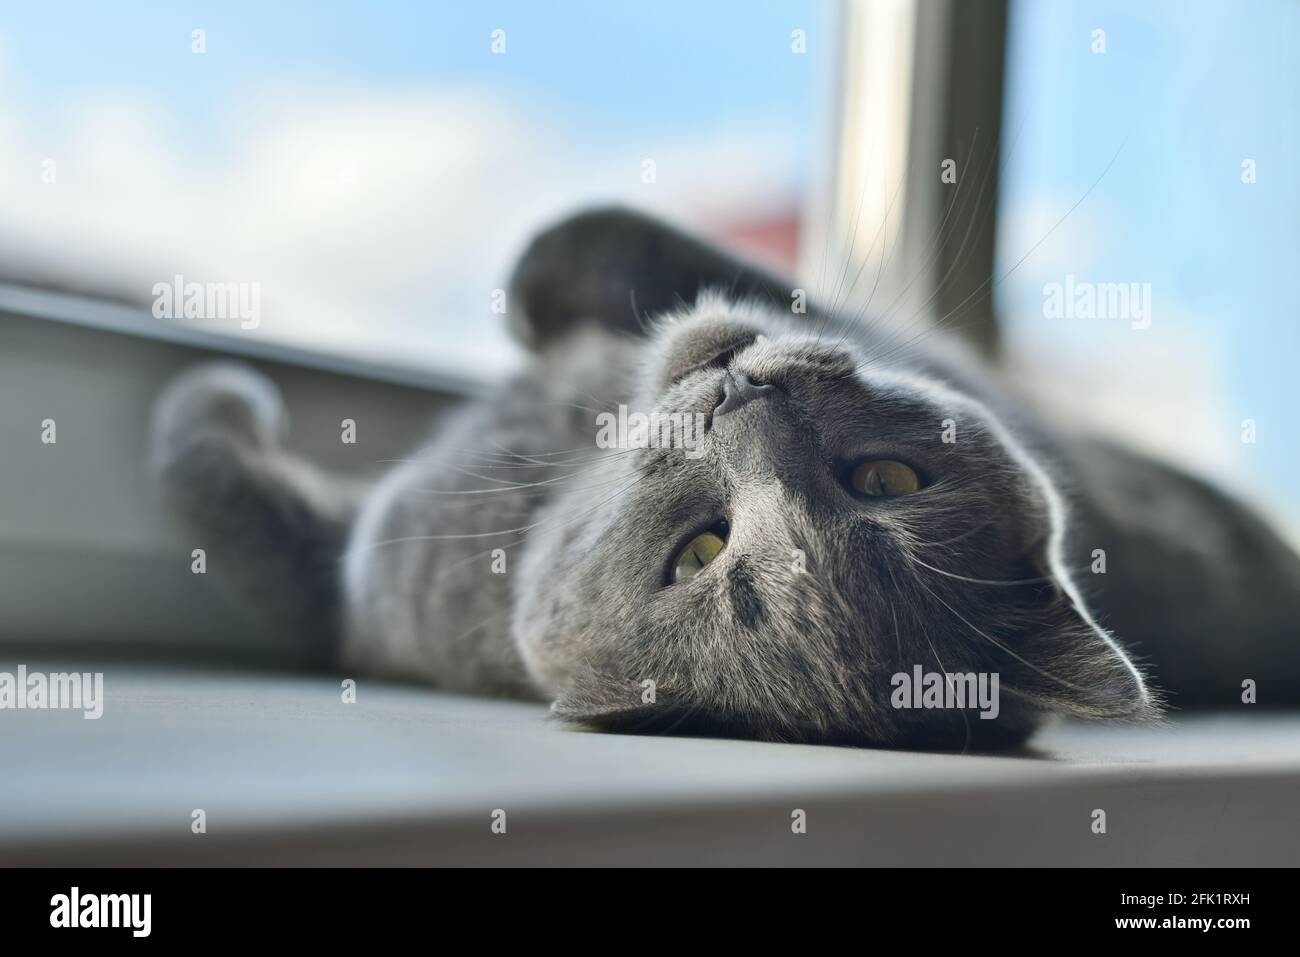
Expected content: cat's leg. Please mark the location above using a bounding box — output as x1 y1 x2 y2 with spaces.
507 206 802 349
151 362 361 663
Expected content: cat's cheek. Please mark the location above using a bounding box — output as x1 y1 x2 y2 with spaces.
510 585 570 695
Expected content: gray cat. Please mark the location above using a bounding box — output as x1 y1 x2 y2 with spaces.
152 207 1300 749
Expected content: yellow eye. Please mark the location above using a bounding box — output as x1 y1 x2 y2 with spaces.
851 459 921 497
671 530 726 583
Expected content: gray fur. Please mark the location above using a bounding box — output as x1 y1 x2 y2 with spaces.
151 362 360 663
151 207 1300 749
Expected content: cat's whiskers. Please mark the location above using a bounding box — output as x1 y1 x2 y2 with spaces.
342 456 654 555
448 466 658 570
846 133 1121 383
908 517 993 549
910 574 1095 695
808 125 989 357
378 444 636 468
835 132 1004 376
820 158 909 346
399 462 644 511
906 553 1047 587
450 447 642 471
821 139 879 322
850 124 1012 353
917 619 973 754
541 399 609 416
794 123 1011 382
406 460 646 502
399 449 637 496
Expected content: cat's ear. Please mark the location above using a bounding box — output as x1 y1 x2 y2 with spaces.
507 206 798 350
1009 562 1162 721
550 673 686 733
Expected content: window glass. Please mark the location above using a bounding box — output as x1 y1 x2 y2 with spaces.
997 0 1300 527
0 1 826 375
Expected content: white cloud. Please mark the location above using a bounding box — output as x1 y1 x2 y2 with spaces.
0 75 803 378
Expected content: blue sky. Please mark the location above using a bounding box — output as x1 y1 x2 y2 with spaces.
0 1 827 375
2 0 824 162
998 0 1300 520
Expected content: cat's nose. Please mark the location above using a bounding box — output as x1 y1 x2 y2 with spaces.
714 371 776 418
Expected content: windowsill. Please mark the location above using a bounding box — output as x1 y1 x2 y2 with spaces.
0 283 473 655
0 282 494 399
3 657 1298 865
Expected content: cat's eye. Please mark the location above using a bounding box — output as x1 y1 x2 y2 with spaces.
850 459 922 497
670 527 727 583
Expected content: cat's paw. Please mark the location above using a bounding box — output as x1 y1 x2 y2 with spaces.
507 206 640 348
151 361 288 468
507 205 791 350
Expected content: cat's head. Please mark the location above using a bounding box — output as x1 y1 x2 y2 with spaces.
513 293 1157 749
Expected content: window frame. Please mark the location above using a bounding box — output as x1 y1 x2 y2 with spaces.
810 0 1008 355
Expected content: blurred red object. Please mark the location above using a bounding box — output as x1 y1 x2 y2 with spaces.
717 208 801 273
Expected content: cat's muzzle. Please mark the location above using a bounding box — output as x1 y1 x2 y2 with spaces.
714 371 776 418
